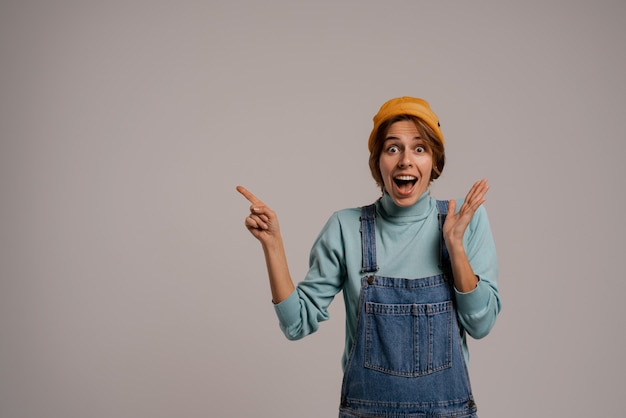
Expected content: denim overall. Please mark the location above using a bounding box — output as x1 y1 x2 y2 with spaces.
338 201 477 418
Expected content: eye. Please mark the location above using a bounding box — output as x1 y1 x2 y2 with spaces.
415 143 432 153
386 145 400 153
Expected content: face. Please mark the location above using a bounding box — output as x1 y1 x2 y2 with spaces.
379 120 433 207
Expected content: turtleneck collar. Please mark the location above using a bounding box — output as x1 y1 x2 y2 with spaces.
378 190 434 221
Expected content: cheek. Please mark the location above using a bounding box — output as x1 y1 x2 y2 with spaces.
378 157 392 178
418 157 434 178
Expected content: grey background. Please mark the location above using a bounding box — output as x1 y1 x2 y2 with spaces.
1 1 624 417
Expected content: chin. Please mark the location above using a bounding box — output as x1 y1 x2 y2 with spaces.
390 195 419 207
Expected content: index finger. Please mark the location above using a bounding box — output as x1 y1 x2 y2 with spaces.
236 185 263 205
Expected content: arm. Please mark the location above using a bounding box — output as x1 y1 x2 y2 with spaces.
236 185 294 303
443 179 501 338
275 212 346 339
443 179 489 293
237 185 345 341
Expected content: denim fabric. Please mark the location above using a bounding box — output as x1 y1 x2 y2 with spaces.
338 203 477 418
359 203 378 274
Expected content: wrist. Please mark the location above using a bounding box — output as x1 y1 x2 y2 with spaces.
261 234 284 252
445 241 465 257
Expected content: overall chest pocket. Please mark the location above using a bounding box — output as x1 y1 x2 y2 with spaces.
364 301 453 377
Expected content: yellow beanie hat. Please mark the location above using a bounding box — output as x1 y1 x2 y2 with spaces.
368 96 444 152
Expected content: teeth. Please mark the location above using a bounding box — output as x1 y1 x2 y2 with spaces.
395 176 416 181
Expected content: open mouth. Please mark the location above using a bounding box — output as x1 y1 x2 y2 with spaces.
393 175 417 194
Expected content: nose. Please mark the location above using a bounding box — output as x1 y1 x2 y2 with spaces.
398 154 413 168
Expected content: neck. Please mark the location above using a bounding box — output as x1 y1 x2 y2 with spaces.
379 190 433 220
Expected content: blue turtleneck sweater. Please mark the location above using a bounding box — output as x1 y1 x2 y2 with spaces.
274 191 500 369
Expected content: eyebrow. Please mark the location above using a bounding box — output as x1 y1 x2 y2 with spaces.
383 135 423 141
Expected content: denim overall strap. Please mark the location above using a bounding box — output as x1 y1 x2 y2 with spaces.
436 200 452 278
359 204 378 274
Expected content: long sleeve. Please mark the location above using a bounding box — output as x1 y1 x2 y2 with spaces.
274 212 347 340
454 204 501 339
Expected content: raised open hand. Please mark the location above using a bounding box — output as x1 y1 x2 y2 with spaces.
443 179 489 249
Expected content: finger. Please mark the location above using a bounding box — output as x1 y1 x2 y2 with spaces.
476 178 489 195
466 179 487 200
462 192 485 213
464 179 488 209
249 211 270 225
471 179 489 205
447 199 457 215
245 214 269 230
236 185 263 206
250 205 273 222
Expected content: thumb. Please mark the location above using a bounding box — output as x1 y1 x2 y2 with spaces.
447 199 456 215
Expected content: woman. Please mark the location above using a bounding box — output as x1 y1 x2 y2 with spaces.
237 96 501 417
